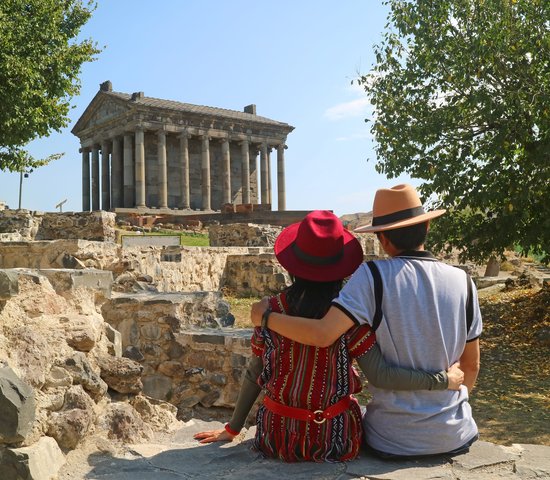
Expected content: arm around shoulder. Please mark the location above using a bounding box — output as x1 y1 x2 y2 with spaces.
265 306 355 347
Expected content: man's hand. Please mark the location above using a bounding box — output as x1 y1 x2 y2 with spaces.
446 362 465 390
251 297 269 327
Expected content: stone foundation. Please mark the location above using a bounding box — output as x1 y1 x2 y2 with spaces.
0 210 116 241
209 223 283 247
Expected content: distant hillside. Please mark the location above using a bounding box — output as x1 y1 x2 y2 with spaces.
340 212 373 231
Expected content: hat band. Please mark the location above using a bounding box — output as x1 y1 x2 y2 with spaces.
292 242 344 266
371 206 425 227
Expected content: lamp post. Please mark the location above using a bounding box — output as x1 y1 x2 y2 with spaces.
18 168 33 210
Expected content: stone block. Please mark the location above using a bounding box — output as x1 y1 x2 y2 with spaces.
97 355 143 394
47 409 92 449
514 443 550 478
39 268 113 298
192 333 225 345
0 270 19 300
104 324 122 357
0 366 35 444
0 436 65 480
142 374 172 400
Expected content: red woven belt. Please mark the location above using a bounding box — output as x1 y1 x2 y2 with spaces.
263 395 352 424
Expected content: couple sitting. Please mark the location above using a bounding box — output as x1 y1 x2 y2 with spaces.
195 184 481 462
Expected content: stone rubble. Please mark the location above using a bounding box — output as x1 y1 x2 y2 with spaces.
0 211 548 479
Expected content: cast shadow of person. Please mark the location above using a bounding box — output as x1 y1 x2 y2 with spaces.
83 435 453 480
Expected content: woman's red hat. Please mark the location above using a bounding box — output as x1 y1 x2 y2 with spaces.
274 210 364 282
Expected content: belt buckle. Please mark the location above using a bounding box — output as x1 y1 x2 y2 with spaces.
313 410 326 424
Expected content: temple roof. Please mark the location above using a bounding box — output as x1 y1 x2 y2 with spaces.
72 82 294 137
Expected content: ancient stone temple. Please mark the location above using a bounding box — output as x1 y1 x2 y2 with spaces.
72 81 294 212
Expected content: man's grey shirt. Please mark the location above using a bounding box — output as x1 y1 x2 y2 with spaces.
333 252 482 455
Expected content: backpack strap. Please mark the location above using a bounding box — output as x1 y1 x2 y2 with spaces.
465 273 473 334
366 261 383 332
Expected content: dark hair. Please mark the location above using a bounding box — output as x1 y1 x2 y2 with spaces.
378 221 429 251
285 276 343 319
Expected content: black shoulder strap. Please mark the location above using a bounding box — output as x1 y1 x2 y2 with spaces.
366 261 383 332
465 273 473 334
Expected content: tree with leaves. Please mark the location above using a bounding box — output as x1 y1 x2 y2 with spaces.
0 0 100 172
360 0 550 264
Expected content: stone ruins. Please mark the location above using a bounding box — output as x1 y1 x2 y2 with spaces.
2 209 547 479
72 81 294 213
0 208 381 478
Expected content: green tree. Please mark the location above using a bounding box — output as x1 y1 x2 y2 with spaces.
0 0 100 172
359 0 550 263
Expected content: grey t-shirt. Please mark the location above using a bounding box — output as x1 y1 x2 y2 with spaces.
333 253 482 455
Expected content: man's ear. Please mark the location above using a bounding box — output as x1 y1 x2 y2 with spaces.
426 220 431 233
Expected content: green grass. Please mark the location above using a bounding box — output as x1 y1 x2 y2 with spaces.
179 232 209 246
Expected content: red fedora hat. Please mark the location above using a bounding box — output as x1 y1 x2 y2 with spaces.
275 210 364 282
354 184 446 233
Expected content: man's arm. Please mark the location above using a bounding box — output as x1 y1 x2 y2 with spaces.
251 299 355 347
459 339 480 392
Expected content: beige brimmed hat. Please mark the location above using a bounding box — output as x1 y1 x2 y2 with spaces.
354 184 446 233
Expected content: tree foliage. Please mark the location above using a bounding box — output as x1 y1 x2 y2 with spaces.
0 0 100 172
360 0 550 263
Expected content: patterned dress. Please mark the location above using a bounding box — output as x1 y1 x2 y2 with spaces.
251 292 376 462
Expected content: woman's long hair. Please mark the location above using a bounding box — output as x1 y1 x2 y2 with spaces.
284 276 343 319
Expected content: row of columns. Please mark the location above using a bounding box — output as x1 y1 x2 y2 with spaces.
82 129 286 212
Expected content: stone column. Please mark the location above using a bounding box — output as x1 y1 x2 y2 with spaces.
81 148 90 211
158 130 168 208
111 137 123 208
277 144 286 211
222 137 231 204
101 140 111 210
267 146 272 205
260 143 269 205
179 132 190 209
135 128 146 208
250 146 259 204
91 146 100 211
241 139 250 204
201 135 211 210
123 133 135 207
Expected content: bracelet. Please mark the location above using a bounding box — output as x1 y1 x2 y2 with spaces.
261 307 272 329
224 423 240 436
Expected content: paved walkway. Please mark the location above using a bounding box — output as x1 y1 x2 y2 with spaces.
58 419 550 480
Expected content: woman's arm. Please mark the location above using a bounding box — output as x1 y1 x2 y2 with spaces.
193 355 263 443
251 299 354 347
356 344 464 390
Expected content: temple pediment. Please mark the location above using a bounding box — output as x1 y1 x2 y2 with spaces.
72 93 130 135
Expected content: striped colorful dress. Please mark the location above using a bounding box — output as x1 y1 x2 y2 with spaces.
250 292 376 462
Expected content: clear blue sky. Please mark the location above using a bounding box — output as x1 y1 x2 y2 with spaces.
0 0 414 216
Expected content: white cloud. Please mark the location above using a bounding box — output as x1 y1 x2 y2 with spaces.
324 97 370 121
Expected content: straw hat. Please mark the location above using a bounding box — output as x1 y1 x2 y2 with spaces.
274 210 364 282
354 184 446 233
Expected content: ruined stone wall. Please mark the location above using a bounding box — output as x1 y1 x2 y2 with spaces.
209 223 283 247
100 292 248 412
0 241 281 296
0 240 121 270
0 210 116 241
0 209 42 240
224 252 290 296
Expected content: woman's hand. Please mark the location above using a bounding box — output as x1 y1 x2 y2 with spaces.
193 428 236 444
251 297 269 327
446 362 465 390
